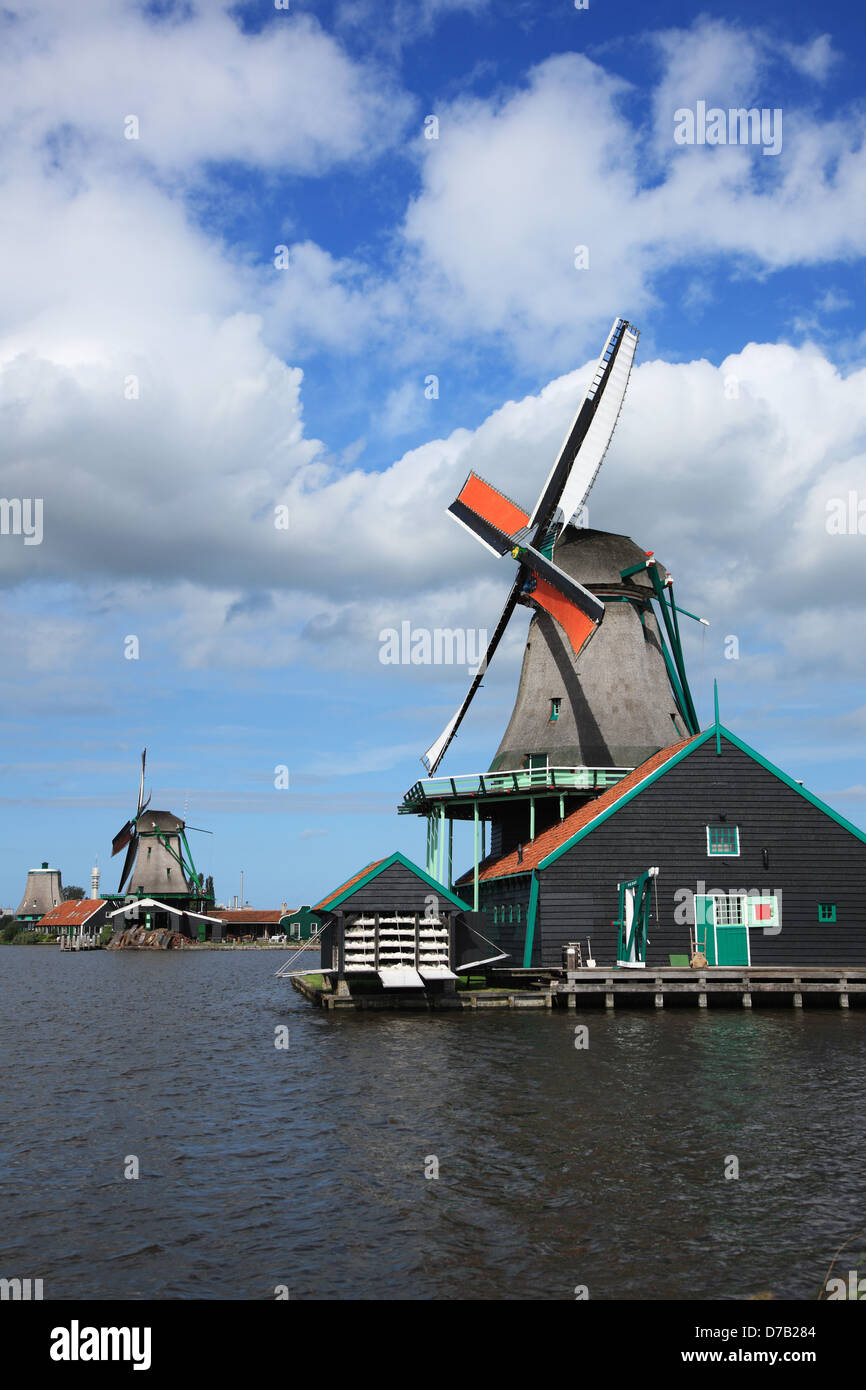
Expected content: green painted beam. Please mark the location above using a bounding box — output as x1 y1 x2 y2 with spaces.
523 870 540 967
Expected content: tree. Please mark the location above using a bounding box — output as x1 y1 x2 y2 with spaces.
204 874 214 902
62 886 85 900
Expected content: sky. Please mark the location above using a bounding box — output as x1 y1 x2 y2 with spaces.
1 0 865 910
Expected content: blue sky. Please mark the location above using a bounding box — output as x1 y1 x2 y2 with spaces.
1 0 865 909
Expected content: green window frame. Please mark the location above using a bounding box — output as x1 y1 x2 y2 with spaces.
493 906 499 924
706 825 740 856
549 697 561 723
818 903 836 923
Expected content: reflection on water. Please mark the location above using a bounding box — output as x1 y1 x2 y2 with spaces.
1 948 864 1299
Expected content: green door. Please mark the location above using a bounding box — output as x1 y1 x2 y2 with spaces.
713 894 750 966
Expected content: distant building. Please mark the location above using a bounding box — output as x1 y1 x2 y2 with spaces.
15 862 63 924
211 908 288 942
39 898 112 944
108 897 223 942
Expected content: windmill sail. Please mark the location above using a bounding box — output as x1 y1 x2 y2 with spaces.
117 836 138 893
529 317 637 533
555 323 639 525
422 580 522 773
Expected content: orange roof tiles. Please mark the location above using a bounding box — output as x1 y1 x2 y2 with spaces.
458 736 701 884
38 899 107 926
315 859 385 911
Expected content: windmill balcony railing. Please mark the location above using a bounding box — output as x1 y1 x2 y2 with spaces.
400 765 633 808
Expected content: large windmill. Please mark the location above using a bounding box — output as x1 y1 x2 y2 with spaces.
399 317 704 896
111 750 211 908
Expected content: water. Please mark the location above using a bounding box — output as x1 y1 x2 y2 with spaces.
1 947 864 1300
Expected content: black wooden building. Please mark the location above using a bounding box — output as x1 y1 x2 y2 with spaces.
313 851 505 996
457 725 866 969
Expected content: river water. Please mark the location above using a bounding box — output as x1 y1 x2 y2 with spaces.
1 947 864 1300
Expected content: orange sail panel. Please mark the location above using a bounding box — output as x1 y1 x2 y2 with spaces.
530 574 598 657
456 473 529 536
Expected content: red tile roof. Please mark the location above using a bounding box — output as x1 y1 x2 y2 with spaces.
458 736 701 884
315 860 385 911
214 909 286 925
39 899 107 927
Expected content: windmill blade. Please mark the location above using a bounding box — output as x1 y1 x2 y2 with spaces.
555 323 639 525
111 820 135 857
523 574 600 660
137 748 147 816
422 579 522 774
529 317 638 535
448 473 530 556
185 826 213 835
117 835 138 892
515 544 605 624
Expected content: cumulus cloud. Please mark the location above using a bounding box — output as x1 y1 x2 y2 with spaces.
399 22 866 363
1 4 865 776
1 2 411 177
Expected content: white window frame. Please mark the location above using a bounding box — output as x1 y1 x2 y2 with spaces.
706 825 740 857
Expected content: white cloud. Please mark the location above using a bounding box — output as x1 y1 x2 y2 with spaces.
1 3 411 177
781 35 839 83
4 323 866 700
397 23 866 363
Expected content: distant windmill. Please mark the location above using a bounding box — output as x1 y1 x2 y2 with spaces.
421 317 703 776
111 750 211 902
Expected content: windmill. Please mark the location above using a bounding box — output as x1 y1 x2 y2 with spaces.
111 750 211 903
420 317 702 777
401 317 705 895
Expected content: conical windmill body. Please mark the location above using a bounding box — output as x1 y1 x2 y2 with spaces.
402 317 704 886
111 751 210 905
491 527 690 772
15 862 63 921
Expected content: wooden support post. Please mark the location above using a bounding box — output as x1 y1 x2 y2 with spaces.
654 992 664 1009
473 801 479 911
605 992 614 1010
530 796 535 841
742 992 752 1008
793 991 803 1009
840 991 849 1009
698 992 708 1008
438 804 445 885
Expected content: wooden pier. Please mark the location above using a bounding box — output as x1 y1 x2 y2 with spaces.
554 966 866 1009
59 931 101 951
290 966 866 1011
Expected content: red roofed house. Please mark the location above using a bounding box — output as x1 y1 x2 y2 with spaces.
38 898 112 946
